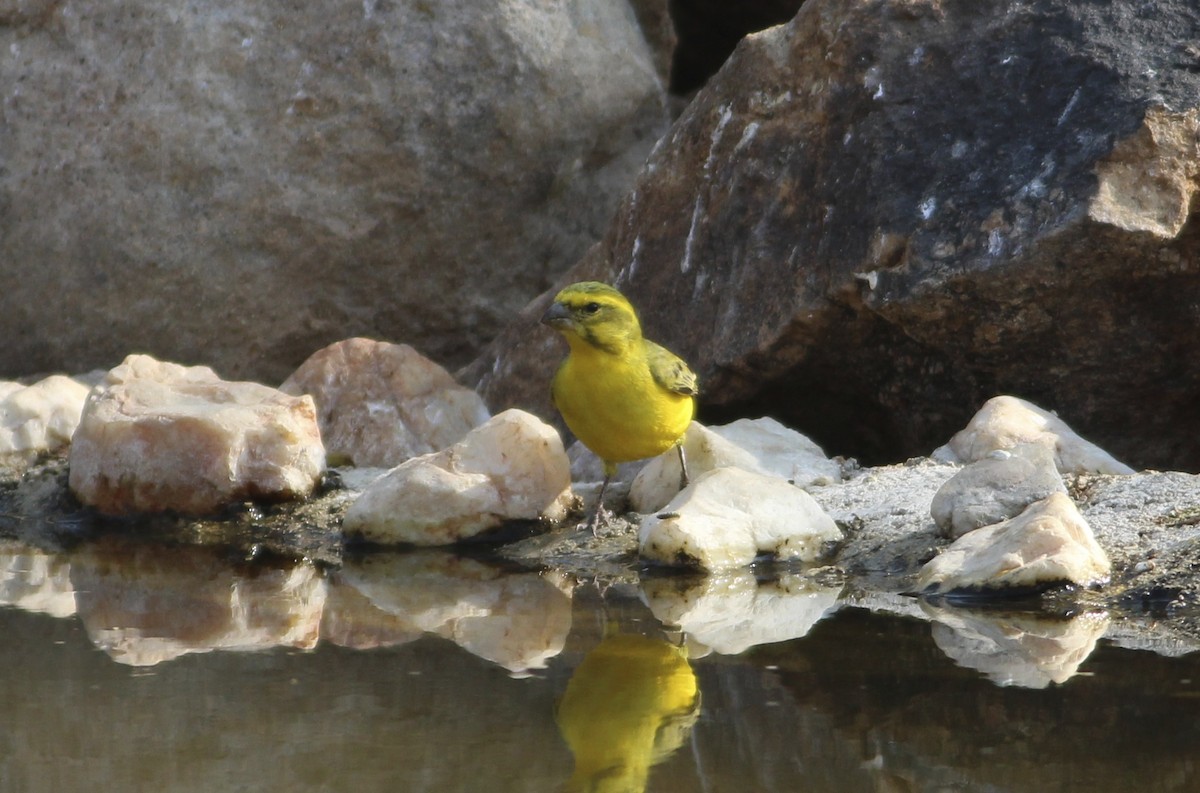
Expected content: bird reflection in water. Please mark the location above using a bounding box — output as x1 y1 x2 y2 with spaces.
556 634 700 793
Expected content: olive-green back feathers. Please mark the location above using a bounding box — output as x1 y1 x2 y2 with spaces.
646 341 698 397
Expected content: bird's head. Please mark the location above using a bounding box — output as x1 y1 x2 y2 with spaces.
541 281 642 354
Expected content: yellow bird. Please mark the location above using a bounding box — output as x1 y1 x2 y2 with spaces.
556 634 700 793
541 281 698 532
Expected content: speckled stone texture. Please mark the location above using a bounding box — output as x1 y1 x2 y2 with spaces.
0 0 668 380
467 0 1200 472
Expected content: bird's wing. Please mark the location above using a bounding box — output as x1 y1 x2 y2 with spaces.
646 341 699 397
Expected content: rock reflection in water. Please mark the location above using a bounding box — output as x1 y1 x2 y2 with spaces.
0 529 576 672
0 530 1198 792
641 570 842 654
55 539 575 673
765 607 1200 792
331 551 573 675
319 567 425 651
922 601 1111 688
0 541 76 618
557 634 700 793
70 538 326 666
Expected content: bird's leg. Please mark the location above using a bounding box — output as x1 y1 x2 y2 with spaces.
586 471 614 536
677 443 690 491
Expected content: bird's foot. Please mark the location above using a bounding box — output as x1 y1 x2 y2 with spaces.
585 504 615 537
584 473 616 537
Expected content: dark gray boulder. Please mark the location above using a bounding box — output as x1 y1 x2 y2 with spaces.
467 0 1200 471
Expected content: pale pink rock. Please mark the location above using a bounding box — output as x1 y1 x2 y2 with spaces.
69 355 325 515
280 337 489 468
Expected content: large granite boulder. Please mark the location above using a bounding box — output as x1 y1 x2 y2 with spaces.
0 0 668 381
467 0 1200 472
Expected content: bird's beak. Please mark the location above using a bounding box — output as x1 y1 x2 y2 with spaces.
541 301 571 330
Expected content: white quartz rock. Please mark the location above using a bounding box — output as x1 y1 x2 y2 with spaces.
342 409 572 545
0 375 93 456
638 467 842 572
631 418 842 513
68 355 325 515
931 443 1067 538
933 395 1134 474
918 492 1112 595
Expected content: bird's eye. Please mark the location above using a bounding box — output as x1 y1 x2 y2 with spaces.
582 302 601 314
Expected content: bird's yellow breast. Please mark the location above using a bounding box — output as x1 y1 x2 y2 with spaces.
552 340 694 466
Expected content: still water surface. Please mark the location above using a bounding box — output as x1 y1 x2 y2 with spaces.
0 536 1196 792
